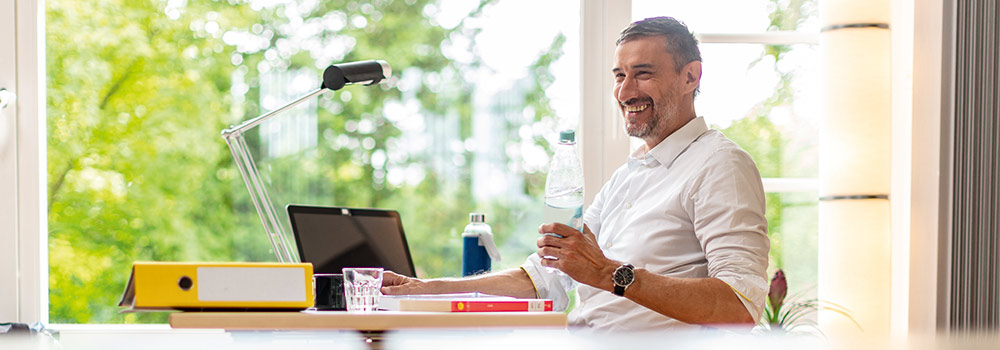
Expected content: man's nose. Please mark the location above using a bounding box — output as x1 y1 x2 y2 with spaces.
616 76 638 104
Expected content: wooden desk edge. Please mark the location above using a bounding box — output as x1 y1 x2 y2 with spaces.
169 311 568 331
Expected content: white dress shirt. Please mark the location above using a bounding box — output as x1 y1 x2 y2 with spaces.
521 117 770 331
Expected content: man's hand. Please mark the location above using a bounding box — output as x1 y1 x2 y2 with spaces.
536 223 618 291
380 270 429 295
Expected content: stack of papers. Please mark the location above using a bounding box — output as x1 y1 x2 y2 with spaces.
380 293 553 312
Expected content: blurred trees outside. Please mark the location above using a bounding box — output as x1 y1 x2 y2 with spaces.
47 0 559 323
47 0 256 323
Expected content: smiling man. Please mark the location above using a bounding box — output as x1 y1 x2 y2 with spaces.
382 16 770 332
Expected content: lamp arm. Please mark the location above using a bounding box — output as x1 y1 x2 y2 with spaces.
220 59 391 263
221 87 326 263
222 87 327 138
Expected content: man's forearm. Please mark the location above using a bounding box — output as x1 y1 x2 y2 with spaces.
625 268 754 326
416 268 538 299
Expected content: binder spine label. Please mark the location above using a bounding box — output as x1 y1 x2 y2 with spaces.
527 300 547 312
197 267 306 302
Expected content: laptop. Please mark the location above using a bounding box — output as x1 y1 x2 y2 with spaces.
286 204 416 277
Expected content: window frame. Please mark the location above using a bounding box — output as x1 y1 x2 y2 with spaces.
0 0 19 322
1 0 47 324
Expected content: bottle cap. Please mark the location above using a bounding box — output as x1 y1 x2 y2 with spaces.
469 213 485 223
559 130 575 143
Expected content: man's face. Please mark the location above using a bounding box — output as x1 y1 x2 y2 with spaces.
612 36 682 141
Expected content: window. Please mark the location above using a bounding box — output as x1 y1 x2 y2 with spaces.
32 0 815 324
631 0 821 304
45 0 578 323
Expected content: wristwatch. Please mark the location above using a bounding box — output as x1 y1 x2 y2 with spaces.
612 264 635 297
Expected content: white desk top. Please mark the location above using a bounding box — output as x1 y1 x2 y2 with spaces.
169 310 567 331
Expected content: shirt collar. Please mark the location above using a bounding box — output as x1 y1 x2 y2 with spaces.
628 117 709 170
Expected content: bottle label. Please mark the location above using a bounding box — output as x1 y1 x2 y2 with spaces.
543 201 583 232
462 236 491 276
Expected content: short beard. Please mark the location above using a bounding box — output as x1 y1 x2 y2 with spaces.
626 111 656 138
624 97 674 141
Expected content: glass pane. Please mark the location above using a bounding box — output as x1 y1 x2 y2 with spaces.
46 0 578 323
695 44 820 314
766 191 818 319
703 43 820 179
698 44 820 321
701 44 820 309
632 0 819 33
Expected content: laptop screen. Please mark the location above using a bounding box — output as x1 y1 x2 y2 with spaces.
287 205 416 277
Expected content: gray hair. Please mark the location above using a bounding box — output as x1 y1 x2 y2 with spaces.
617 16 702 73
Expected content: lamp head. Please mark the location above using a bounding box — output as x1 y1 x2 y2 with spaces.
322 60 392 91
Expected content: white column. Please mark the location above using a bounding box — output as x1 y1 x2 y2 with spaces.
819 0 892 337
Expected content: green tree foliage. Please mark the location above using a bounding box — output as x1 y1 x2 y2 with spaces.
47 0 259 323
46 0 561 323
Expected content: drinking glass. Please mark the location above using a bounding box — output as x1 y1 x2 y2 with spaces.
342 267 383 312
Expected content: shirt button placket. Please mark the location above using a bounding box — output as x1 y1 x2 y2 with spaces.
623 174 636 210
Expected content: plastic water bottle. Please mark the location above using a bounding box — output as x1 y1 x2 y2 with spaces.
545 130 584 231
462 213 501 276
543 130 584 272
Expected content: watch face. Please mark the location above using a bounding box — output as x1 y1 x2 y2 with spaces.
613 265 634 286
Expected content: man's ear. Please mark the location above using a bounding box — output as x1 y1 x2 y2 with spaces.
681 60 702 94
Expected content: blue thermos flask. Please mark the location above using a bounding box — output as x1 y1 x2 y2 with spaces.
462 213 501 276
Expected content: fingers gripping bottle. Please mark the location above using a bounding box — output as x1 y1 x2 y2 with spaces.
543 130 584 272
462 213 501 276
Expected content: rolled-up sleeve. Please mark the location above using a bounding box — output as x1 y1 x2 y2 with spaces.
689 147 770 322
520 254 577 311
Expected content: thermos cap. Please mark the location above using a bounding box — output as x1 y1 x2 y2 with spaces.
469 213 485 223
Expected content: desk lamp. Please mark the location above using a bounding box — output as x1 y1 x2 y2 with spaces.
221 60 391 263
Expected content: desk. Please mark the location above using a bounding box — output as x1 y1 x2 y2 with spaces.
169 311 567 331
20 324 975 350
